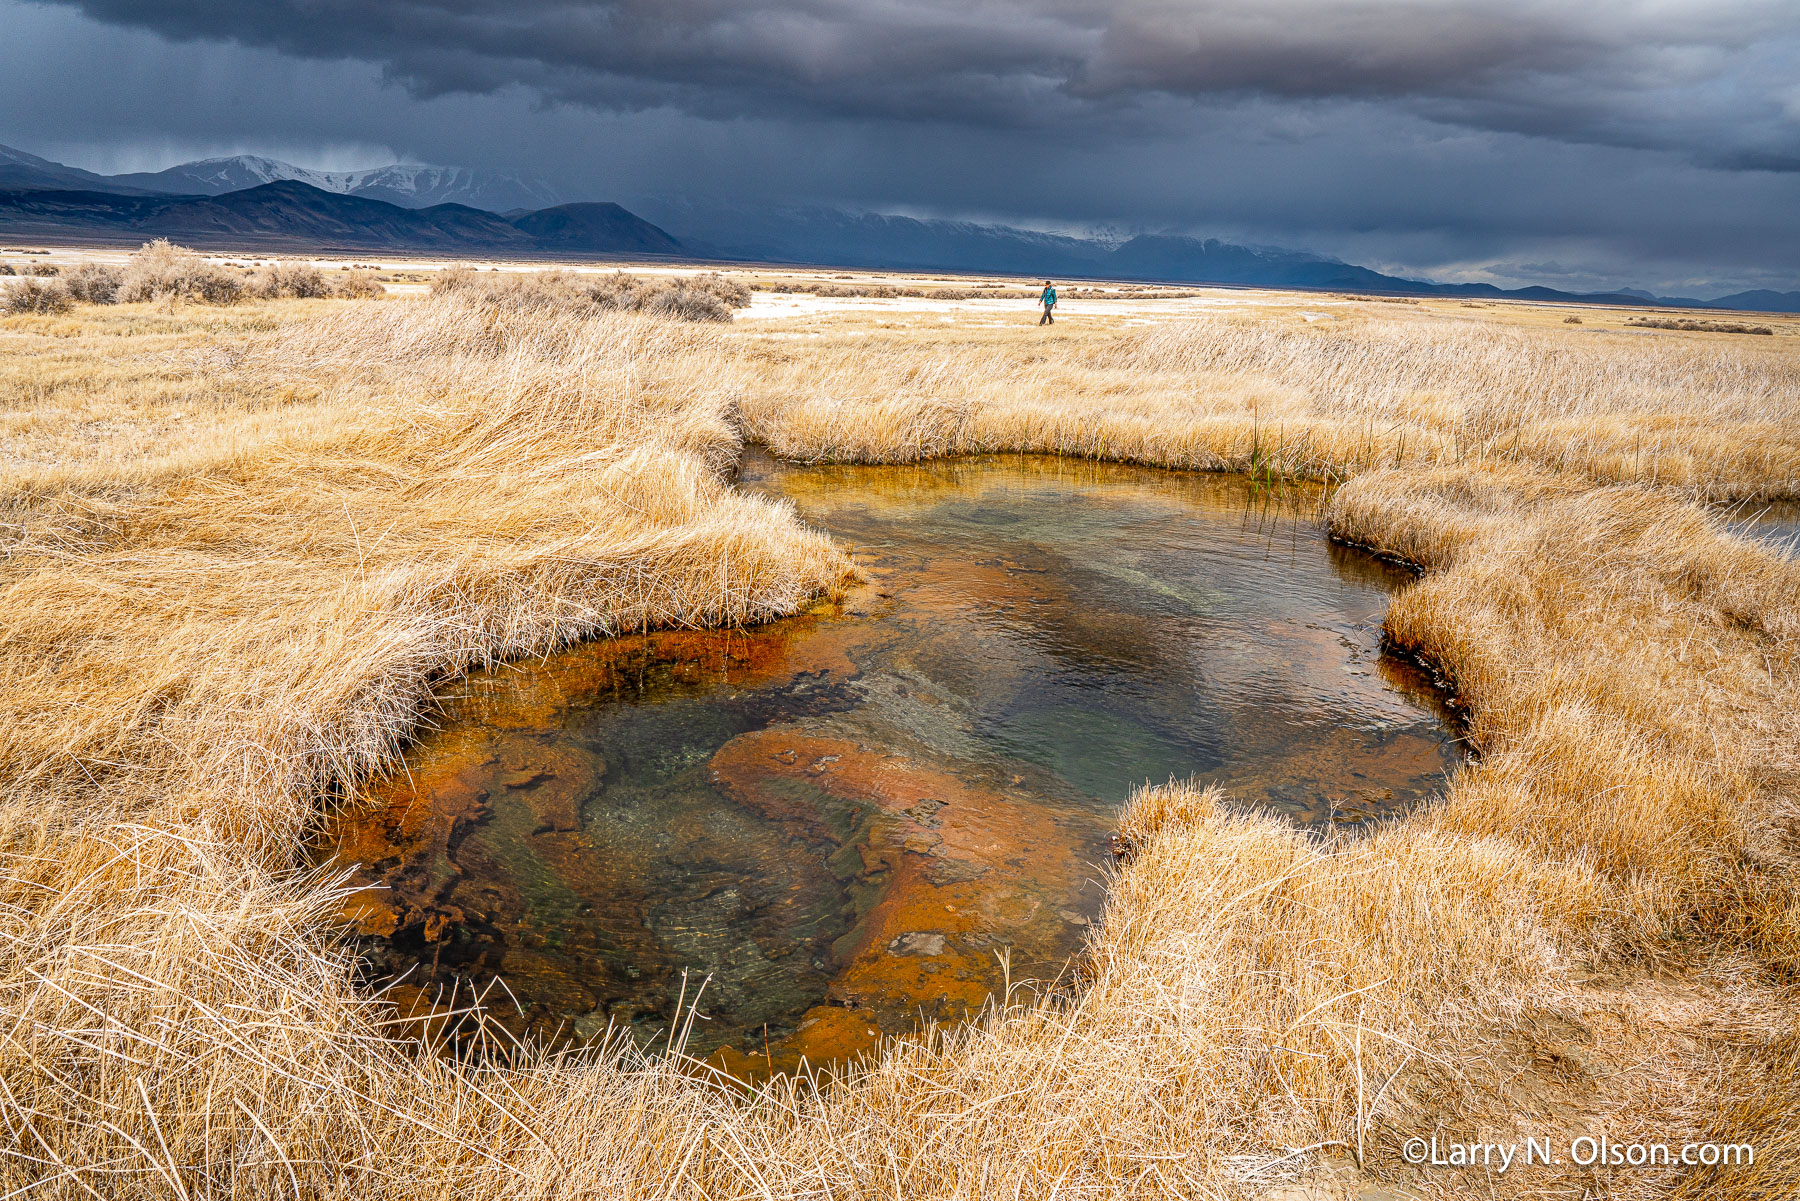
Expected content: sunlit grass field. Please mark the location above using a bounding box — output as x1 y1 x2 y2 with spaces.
3 257 1797 1199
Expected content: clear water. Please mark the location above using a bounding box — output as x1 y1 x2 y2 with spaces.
1727 500 1800 557
325 451 1463 1074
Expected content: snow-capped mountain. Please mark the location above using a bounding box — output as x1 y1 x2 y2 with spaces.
104 155 562 213
332 164 562 212
108 154 327 195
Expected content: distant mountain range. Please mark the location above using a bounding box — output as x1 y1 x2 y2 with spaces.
0 180 679 256
645 202 1800 312
3 142 1796 311
0 143 137 193
107 156 563 213
0 145 560 213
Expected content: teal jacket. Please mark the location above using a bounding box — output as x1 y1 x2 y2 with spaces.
1041 287 1057 306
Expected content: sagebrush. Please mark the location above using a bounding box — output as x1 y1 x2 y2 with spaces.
432 266 751 321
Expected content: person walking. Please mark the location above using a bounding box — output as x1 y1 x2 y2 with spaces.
1039 280 1057 325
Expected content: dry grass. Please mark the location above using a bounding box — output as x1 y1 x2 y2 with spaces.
737 312 1800 499
334 268 386 300
1 280 1797 1198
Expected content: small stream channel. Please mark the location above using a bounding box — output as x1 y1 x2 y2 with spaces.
323 451 1465 1074
1726 500 1800 556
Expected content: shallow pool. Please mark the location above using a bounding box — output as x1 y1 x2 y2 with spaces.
324 451 1463 1073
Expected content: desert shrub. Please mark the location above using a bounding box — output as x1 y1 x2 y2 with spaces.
692 272 752 308
914 285 1032 299
432 267 594 312
776 281 926 299
0 265 13 276
428 265 481 296
246 262 334 300
642 281 735 322
64 263 122 305
25 263 60 277
1564 315 1583 324
2 277 73 314
118 240 244 305
242 262 383 301
278 264 332 299
605 272 749 321
1628 316 1774 335
578 271 642 311
431 267 749 321
334 269 385 299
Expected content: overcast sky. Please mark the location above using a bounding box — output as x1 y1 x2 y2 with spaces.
5 0 1798 294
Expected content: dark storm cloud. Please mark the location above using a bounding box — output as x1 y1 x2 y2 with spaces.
6 0 1799 293
39 0 1800 164
45 1 1100 123
1083 2 1765 98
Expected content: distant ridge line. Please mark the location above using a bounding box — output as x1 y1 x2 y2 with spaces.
0 181 684 259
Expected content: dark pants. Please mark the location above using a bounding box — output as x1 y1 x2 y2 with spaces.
1040 305 1055 324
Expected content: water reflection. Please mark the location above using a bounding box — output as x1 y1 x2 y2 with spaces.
324 452 1463 1074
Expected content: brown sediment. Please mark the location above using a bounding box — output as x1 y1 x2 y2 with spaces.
705 729 1108 1071
441 607 866 736
327 599 872 926
321 611 873 1052
329 714 1109 1073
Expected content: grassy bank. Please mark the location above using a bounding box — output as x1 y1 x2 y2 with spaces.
737 310 1800 499
2 285 1796 1198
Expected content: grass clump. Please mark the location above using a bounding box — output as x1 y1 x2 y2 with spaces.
1 276 73 314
